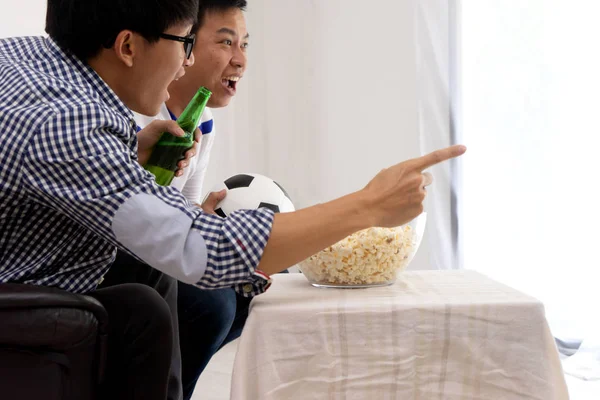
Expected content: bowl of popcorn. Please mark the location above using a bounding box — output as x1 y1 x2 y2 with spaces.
298 213 426 288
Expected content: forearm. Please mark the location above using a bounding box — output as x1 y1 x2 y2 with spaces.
257 191 374 275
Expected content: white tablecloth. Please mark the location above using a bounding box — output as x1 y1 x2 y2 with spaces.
231 271 569 399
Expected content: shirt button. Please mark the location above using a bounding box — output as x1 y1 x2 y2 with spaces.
243 284 253 293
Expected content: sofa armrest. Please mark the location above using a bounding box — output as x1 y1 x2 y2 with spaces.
0 283 109 382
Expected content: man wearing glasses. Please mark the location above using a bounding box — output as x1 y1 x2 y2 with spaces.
0 1 202 398
1 0 232 398
0 0 465 399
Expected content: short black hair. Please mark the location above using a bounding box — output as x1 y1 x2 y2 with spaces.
192 0 247 33
46 0 200 61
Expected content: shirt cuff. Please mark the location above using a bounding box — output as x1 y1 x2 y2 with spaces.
223 208 274 295
235 269 273 298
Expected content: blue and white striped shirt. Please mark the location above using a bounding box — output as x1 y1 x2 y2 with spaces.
0 36 273 296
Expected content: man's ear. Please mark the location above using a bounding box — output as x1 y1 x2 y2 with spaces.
112 30 138 68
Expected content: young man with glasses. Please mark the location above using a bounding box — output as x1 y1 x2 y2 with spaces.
0 1 203 398
0 0 465 399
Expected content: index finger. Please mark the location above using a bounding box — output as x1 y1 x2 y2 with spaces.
411 145 466 171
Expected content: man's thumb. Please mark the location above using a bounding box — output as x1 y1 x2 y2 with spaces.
161 120 185 137
204 189 227 208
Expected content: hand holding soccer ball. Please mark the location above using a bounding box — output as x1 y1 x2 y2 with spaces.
202 173 294 217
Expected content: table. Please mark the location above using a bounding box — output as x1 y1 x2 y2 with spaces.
231 271 568 400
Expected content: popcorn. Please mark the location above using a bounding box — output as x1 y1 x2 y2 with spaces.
299 226 418 286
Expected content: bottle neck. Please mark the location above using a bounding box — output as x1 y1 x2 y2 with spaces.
166 87 211 131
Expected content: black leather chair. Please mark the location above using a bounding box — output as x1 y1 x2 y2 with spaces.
0 283 109 400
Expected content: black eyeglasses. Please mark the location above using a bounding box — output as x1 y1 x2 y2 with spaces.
160 33 196 59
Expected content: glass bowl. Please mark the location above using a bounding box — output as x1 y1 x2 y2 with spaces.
298 213 426 288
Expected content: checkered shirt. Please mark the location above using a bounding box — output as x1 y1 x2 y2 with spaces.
0 36 273 296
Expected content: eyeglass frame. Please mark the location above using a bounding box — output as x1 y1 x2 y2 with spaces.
159 33 196 59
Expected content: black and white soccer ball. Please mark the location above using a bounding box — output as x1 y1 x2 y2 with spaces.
207 173 295 218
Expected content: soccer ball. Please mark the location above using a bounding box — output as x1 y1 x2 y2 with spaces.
206 173 295 218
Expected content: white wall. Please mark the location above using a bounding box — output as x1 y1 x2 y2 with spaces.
0 0 46 38
207 0 423 203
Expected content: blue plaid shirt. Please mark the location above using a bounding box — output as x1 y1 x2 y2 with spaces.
0 36 274 296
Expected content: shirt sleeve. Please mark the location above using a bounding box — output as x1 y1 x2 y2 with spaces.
22 104 274 297
180 127 215 204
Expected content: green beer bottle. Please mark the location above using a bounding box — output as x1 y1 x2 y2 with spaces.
145 87 212 186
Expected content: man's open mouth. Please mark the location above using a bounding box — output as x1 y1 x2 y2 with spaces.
222 76 240 91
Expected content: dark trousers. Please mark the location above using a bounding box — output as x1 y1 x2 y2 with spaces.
177 283 251 400
95 251 182 400
178 273 291 399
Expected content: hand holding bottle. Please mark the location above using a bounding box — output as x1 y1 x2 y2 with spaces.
137 120 199 177
144 87 212 186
